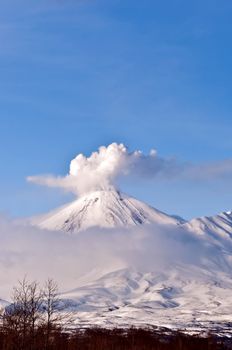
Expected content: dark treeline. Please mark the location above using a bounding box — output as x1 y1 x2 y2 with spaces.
0 277 230 350
0 326 229 350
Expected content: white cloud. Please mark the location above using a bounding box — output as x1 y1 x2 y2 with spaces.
27 142 232 196
0 215 229 300
27 143 182 195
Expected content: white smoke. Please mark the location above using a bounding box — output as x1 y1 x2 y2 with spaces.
27 143 180 196
27 142 232 196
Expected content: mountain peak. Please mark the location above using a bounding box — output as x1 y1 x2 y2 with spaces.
32 189 182 233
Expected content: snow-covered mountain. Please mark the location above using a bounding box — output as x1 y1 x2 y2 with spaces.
32 189 184 233
27 190 232 333
59 267 232 333
184 211 232 240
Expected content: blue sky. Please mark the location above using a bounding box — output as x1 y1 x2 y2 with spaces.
1 0 232 219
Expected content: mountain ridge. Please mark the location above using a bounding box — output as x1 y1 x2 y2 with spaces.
32 189 184 233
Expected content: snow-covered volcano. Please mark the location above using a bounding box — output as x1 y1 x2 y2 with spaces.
27 186 232 333
32 190 183 233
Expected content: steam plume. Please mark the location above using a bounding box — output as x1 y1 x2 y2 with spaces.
27 143 179 195
27 142 232 196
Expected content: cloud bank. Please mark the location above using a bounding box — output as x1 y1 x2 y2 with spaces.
27 142 232 196
0 215 230 300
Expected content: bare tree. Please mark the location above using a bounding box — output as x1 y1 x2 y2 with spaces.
42 278 60 349
42 278 74 349
27 280 43 347
3 277 43 350
2 278 72 350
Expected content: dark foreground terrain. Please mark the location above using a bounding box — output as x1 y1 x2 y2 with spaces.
0 326 231 350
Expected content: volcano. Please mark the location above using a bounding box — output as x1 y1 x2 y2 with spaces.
32 189 184 233
28 188 232 333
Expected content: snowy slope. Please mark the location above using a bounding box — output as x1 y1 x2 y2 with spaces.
58 266 232 333
183 211 232 246
32 190 183 233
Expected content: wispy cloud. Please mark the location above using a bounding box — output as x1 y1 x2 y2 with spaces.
184 159 232 181
27 143 232 196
